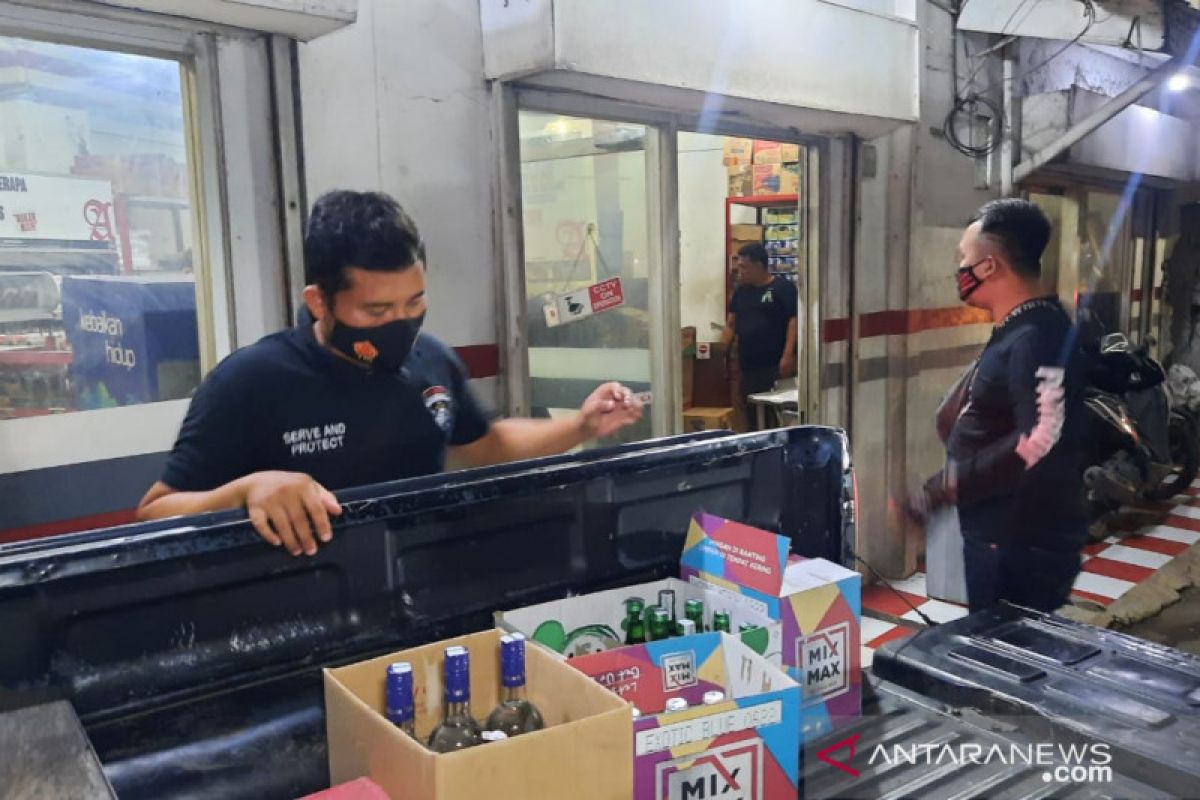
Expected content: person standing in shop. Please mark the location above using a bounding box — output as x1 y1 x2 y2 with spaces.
906 198 1087 613
721 243 798 421
137 190 643 557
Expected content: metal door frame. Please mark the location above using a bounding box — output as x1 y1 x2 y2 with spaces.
491 82 840 434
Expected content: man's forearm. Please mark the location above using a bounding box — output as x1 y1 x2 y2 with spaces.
136 478 248 520
476 416 590 464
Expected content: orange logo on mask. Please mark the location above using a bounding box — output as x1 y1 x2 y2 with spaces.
352 340 379 362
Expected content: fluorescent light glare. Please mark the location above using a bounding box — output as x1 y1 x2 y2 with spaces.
1167 73 1190 92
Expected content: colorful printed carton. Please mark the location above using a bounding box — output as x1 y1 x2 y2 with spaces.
572 632 800 800
679 512 862 739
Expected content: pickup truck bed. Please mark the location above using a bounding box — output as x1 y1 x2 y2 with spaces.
0 427 853 798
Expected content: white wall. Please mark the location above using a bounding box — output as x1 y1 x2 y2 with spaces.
677 132 728 343
482 0 919 124
298 0 499 405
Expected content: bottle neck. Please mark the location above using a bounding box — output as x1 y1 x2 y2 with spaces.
445 699 471 720
502 682 527 704
401 718 416 737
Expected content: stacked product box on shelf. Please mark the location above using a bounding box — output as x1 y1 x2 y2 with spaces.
679 513 862 740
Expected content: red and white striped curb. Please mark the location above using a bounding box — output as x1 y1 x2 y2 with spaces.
860 485 1200 668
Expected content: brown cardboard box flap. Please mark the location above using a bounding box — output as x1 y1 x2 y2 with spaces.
325 629 632 799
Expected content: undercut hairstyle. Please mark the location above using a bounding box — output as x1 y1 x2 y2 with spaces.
971 198 1051 280
304 190 426 299
737 242 769 268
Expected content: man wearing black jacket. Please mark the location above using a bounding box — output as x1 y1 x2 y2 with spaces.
912 199 1087 613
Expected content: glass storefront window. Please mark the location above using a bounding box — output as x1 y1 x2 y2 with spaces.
518 110 653 446
0 35 200 419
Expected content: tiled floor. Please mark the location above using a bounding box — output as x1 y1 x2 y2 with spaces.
860 486 1200 668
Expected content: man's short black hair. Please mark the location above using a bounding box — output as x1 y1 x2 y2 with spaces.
304 190 426 298
972 198 1051 280
737 242 768 268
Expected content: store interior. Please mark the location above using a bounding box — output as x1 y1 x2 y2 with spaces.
517 113 807 442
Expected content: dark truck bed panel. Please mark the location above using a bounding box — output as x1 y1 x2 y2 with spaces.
873 604 1200 798
803 677 1163 800
0 427 852 799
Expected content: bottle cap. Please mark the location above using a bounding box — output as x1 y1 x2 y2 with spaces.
631 706 642 719
444 646 471 703
703 691 726 706
664 697 689 713
500 633 527 688
385 661 415 722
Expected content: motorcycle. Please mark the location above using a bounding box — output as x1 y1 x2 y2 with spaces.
1081 325 1200 521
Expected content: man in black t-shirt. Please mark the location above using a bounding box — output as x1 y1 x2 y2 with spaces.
908 199 1086 613
721 244 798 413
137 191 642 556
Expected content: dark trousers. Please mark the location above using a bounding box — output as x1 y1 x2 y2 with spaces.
962 537 1083 614
741 365 778 431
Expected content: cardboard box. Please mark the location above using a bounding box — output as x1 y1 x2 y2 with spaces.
726 165 753 197
752 164 800 197
682 358 695 410
497 577 782 664
765 224 798 242
763 207 799 225
722 137 753 166
682 327 696 410
683 407 735 432
752 140 801 165
679 513 862 741
325 629 633 800
572 633 800 800
729 223 763 241
692 343 734 409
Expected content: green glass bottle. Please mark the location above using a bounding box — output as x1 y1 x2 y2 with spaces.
676 618 697 637
624 597 647 645
684 599 706 633
713 609 732 633
648 607 672 641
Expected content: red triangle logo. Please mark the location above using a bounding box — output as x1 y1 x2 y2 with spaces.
816 733 861 777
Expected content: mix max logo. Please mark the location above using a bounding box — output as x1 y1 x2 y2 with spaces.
661 651 698 691
658 739 763 800
797 622 850 700
816 733 861 777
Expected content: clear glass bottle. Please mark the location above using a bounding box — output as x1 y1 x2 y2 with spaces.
684 599 706 633
624 597 647 645
658 589 677 624
713 609 732 633
427 646 483 753
385 661 416 739
485 633 545 738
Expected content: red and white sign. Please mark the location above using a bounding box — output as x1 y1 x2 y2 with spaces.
546 276 626 327
588 277 624 313
697 342 712 360
0 172 116 243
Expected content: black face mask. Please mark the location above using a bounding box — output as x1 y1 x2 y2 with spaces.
328 314 424 373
